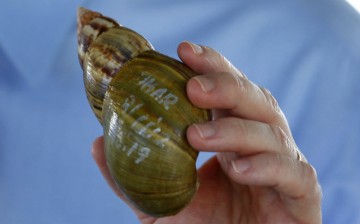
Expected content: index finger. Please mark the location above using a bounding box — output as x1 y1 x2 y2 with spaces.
177 41 245 78
178 42 291 137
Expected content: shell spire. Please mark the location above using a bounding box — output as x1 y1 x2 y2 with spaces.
77 7 154 123
77 7 119 67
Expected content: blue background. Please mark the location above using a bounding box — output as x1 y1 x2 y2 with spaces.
1 0 360 223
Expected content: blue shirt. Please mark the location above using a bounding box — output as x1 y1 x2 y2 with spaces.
1 0 359 223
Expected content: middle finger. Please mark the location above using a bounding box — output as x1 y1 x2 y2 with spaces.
187 117 298 158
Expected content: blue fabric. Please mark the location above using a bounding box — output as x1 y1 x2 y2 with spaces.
1 0 359 223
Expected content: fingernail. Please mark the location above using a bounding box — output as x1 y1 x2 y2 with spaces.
231 160 250 173
188 42 203 55
193 76 215 93
193 123 216 138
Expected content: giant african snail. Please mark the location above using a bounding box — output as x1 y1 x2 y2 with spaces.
77 7 210 217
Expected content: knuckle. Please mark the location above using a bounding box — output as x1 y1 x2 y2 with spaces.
259 87 280 111
207 47 241 77
304 164 319 187
224 71 246 91
230 74 250 102
204 47 231 72
301 163 322 202
270 125 292 153
259 87 285 121
230 72 244 89
218 72 249 109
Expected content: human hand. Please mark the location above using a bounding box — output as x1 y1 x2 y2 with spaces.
91 41 322 224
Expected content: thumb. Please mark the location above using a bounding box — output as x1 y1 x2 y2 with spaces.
91 137 156 222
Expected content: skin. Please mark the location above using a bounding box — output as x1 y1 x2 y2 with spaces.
91 41 322 224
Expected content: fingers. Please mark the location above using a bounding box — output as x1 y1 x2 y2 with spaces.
187 72 290 135
179 41 321 222
178 42 290 135
228 153 319 198
187 117 299 159
214 145 320 222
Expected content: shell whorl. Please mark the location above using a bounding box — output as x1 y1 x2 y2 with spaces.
77 7 119 67
77 7 154 122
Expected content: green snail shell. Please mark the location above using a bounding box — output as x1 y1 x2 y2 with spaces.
77 7 210 217
103 50 210 216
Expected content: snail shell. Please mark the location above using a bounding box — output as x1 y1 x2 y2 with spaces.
77 7 210 217
77 7 154 122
